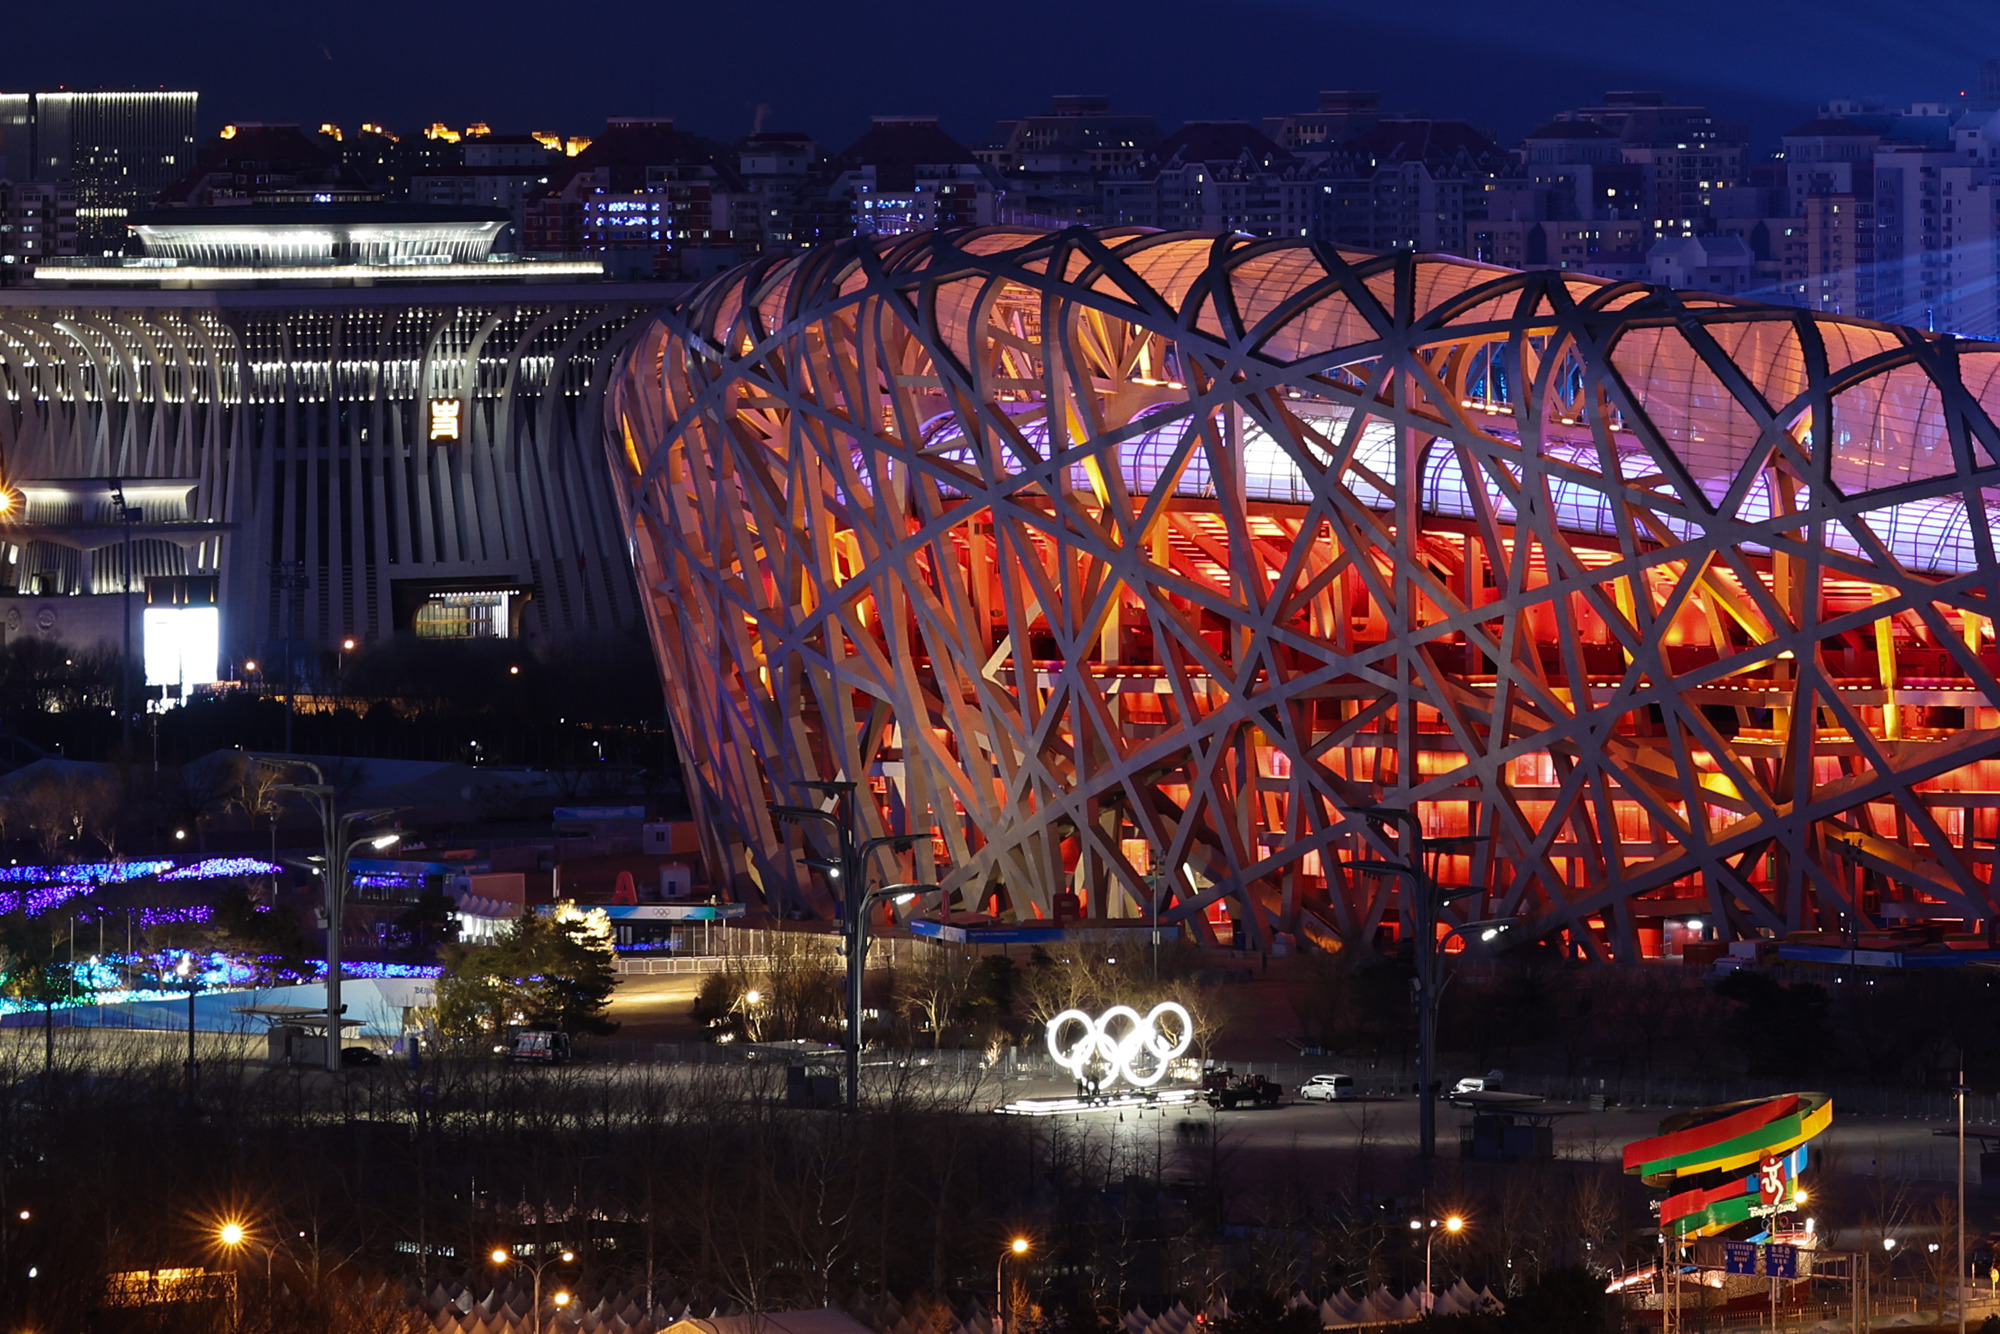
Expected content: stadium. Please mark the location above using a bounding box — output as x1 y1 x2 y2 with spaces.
609 225 2000 960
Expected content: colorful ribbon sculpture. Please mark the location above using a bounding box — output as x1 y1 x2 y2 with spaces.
1623 1093 1832 1237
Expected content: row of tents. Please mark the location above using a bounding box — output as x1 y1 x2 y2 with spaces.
401 1279 1506 1334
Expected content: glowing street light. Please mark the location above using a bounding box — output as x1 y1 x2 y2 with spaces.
1420 1215 1465 1313
490 1246 576 1334
997 1238 1030 1334
218 1221 245 1247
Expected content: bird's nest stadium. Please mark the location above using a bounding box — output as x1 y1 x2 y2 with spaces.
609 226 2000 960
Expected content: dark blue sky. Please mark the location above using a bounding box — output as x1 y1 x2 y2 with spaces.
11 0 2000 150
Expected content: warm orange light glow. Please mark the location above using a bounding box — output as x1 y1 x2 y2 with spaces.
218 1222 246 1247
1444 1216 1464 1233
554 1293 572 1308
219 124 238 139
490 1248 510 1265
1010 1238 1030 1254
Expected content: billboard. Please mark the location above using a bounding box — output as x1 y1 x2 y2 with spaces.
142 606 219 688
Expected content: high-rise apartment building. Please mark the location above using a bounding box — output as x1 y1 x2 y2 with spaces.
0 90 197 250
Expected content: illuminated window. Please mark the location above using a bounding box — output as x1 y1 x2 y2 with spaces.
414 591 512 639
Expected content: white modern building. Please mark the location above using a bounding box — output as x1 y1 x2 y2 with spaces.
0 205 672 675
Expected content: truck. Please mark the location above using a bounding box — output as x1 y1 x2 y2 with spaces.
1203 1070 1284 1110
508 1030 573 1064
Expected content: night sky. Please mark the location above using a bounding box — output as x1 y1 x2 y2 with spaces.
10 0 2000 150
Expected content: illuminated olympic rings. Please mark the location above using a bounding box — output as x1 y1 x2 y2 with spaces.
1045 1001 1193 1089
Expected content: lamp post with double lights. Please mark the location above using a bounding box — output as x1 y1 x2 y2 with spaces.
1340 806 1507 1169
995 1237 1029 1334
268 759 401 1071
1411 1214 1464 1314
769 779 923 1111
490 1245 574 1334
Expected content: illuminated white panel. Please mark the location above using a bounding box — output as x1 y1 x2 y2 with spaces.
143 607 220 687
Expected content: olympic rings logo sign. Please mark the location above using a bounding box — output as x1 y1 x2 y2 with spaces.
1045 1002 1193 1089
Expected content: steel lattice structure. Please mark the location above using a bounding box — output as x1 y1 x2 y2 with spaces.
611 226 2000 959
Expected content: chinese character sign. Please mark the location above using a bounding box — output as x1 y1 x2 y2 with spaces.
428 399 463 443
1767 1245 1797 1279
1725 1241 1759 1275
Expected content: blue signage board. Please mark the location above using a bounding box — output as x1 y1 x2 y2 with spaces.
1767 1245 1797 1279
1724 1241 1759 1276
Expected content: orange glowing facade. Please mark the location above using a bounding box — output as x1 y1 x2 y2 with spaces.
610 226 2000 960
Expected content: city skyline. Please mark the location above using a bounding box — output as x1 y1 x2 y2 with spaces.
11 0 2000 150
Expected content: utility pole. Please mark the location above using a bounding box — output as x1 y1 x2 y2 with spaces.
769 780 918 1112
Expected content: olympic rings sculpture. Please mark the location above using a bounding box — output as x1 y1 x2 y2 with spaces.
1045 1001 1193 1089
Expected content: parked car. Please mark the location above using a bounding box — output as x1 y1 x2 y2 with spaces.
340 1046 384 1068
1451 1069 1507 1095
1299 1073 1357 1102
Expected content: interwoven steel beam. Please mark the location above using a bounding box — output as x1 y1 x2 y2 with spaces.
610 226 2000 959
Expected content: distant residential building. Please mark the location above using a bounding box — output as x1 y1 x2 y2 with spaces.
159 124 383 209
409 134 564 230
1316 119 1506 252
0 89 197 251
524 118 747 280
0 179 77 281
1872 143 1998 335
976 96 1159 173
734 132 826 251
1518 120 1645 220
830 116 1000 237
1558 92 1750 233
1263 91 1384 161
1464 219 1650 278
1105 122 1312 237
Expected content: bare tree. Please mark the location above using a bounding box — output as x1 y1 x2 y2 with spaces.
896 942 976 1048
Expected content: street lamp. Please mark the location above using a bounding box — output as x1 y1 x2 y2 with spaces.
996 1237 1029 1334
175 952 199 1099
769 779 922 1111
1339 810 1509 1168
491 1245 575 1334
1417 1215 1464 1314
270 759 402 1071
1955 1069 1969 1334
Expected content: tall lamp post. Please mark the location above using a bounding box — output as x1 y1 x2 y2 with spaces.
107 478 142 757
1956 1069 1969 1334
1412 1214 1464 1313
270 759 401 1072
1340 806 1505 1168
769 779 920 1112
175 952 199 1099
490 1246 574 1334
995 1237 1029 1334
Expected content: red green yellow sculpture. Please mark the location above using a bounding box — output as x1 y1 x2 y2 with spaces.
1623 1093 1832 1237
